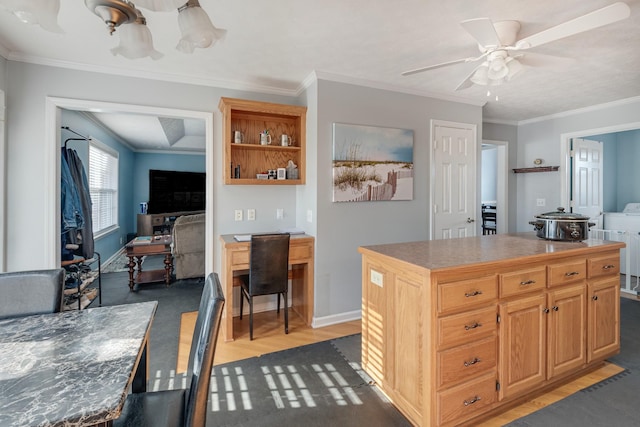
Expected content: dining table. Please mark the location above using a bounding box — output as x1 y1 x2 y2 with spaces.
0 300 157 427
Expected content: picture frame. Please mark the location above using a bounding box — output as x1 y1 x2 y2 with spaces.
332 123 414 202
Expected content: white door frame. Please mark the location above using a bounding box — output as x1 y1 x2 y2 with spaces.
430 119 478 240
0 90 5 272
43 97 215 272
560 121 640 210
483 139 508 234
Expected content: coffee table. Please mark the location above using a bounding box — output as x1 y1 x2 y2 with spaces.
125 235 173 291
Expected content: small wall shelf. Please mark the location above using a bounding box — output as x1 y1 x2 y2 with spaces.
513 166 559 173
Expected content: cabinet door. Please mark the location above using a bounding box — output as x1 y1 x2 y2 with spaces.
499 293 546 400
587 277 620 362
547 284 586 378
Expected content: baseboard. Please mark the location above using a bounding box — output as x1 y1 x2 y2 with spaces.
102 247 125 269
312 309 362 328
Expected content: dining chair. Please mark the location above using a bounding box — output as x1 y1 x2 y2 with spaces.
482 204 497 235
113 272 225 427
0 268 65 319
238 233 290 340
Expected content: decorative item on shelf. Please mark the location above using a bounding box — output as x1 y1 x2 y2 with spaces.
286 160 298 180
281 134 292 146
277 168 286 180
256 173 268 180
234 164 241 179
234 130 243 144
268 169 277 180
260 130 272 145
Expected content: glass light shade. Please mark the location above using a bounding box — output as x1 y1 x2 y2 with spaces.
111 21 163 60
470 63 489 86
0 0 63 33
177 5 226 53
134 0 184 12
487 57 508 80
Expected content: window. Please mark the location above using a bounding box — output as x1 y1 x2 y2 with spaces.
89 140 118 236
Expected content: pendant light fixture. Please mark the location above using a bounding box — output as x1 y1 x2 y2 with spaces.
0 0 225 60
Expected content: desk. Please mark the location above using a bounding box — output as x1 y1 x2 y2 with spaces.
126 236 173 291
220 233 314 341
0 301 157 426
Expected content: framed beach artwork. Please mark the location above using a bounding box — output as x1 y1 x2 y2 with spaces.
332 123 414 202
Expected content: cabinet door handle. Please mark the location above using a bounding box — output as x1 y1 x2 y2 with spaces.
463 357 481 367
543 308 550 313
552 306 559 311
593 295 599 301
463 396 481 406
565 271 580 277
465 290 483 298
520 280 536 285
603 264 615 270
464 322 482 330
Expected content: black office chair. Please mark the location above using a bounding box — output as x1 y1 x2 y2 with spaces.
113 272 225 427
0 269 65 319
482 204 497 235
238 233 290 340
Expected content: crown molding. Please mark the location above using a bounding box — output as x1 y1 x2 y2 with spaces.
298 70 486 107
517 96 640 126
6 52 300 97
483 118 519 126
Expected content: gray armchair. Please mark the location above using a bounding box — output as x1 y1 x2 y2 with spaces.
0 269 65 319
171 213 205 280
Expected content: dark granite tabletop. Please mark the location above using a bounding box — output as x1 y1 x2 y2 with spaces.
0 301 157 426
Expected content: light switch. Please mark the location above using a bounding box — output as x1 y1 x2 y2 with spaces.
247 209 255 221
276 208 284 219
234 209 243 221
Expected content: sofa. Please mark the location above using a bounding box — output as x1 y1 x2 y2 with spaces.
171 213 205 280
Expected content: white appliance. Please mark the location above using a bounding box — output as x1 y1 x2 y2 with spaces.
603 203 640 277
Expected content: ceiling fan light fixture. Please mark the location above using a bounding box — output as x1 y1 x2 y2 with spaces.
111 9 163 60
487 57 508 80
505 57 523 81
0 0 64 33
177 0 226 53
470 62 489 86
133 0 184 12
85 0 138 35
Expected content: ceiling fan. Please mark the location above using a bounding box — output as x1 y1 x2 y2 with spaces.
402 2 631 91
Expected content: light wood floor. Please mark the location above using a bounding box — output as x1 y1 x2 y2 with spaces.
177 309 625 426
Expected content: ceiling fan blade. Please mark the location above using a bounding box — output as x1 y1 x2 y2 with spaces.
401 58 472 76
460 17 501 48
515 2 631 50
517 52 575 69
454 64 485 91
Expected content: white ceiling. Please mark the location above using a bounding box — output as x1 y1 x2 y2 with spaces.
1 0 639 150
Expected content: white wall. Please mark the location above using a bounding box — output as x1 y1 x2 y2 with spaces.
313 79 483 318
516 98 640 231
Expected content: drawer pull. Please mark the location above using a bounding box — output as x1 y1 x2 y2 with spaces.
463 357 481 367
464 290 483 298
464 322 482 331
603 264 615 270
565 271 580 277
463 396 481 406
593 295 599 301
520 280 536 286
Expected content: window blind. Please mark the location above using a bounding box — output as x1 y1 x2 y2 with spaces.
89 142 118 234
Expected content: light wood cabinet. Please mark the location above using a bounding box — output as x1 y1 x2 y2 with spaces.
359 235 623 426
218 97 306 185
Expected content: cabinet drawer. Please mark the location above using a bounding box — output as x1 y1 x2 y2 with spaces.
588 254 620 278
151 216 165 226
437 276 497 314
230 248 249 266
438 306 497 349
500 267 546 297
290 243 312 261
548 259 586 287
437 373 497 426
437 336 497 389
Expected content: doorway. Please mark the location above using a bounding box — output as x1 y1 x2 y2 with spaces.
44 97 215 273
482 140 508 234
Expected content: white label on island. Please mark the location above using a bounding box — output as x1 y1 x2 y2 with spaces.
370 269 384 287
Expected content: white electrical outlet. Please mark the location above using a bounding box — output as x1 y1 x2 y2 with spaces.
537 198 546 207
247 209 255 221
370 269 383 287
306 210 313 223
234 209 243 221
276 208 284 220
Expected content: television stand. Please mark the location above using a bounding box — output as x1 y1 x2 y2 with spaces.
136 211 204 236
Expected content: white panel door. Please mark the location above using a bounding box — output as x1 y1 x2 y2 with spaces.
432 121 477 239
571 138 603 228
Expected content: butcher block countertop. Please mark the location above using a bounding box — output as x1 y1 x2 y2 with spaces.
358 232 625 272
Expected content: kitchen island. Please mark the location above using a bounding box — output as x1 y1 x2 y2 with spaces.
359 233 624 426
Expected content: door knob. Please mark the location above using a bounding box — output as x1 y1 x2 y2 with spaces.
467 218 475 223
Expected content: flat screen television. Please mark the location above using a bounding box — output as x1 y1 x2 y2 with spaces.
148 169 205 214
